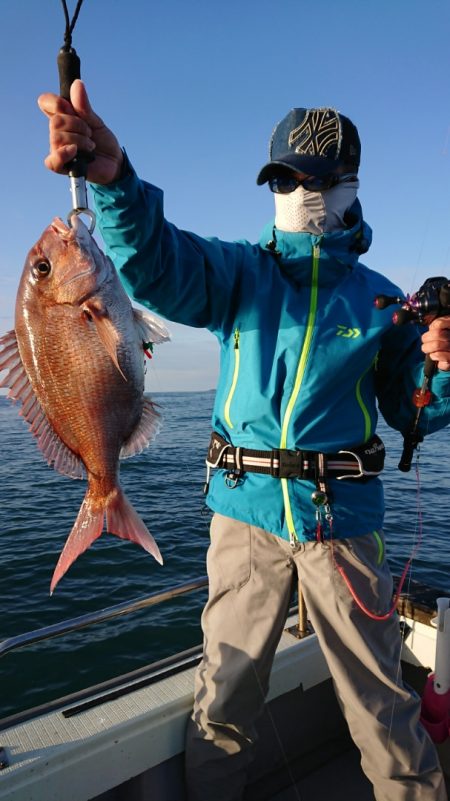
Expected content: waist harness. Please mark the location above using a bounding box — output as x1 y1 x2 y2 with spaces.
206 432 385 490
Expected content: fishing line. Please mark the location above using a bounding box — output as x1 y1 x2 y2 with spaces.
322 450 425 758
329 456 425 622
386 446 426 754
406 125 450 297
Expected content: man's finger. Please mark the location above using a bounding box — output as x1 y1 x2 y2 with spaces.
428 315 450 332
38 92 74 119
69 80 104 130
44 145 78 173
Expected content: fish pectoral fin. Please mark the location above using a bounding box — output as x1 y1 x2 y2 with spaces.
0 329 84 480
83 302 127 381
120 399 161 459
132 308 171 346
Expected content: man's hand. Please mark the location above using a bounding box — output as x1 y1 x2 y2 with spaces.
38 80 124 185
421 315 450 371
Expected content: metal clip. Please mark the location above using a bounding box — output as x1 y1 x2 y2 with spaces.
311 490 333 542
67 176 96 233
68 208 96 234
225 471 243 489
324 504 333 525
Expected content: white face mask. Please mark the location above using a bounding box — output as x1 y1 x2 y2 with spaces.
274 178 359 234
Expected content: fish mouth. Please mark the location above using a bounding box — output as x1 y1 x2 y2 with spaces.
53 215 109 289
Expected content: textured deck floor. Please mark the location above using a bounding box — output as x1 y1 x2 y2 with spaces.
271 738 450 801
270 747 375 801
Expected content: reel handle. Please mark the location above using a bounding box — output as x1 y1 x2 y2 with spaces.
374 294 402 310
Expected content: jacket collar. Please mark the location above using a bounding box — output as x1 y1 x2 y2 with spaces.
258 199 372 283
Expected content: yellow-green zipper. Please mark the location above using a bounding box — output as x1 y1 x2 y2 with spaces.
224 328 240 429
355 358 376 443
373 530 384 564
281 244 321 544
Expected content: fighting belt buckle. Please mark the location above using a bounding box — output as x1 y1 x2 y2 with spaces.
272 448 305 479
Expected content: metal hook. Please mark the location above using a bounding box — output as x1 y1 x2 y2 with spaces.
68 207 96 234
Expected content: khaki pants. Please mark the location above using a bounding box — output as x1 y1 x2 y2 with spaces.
185 514 447 801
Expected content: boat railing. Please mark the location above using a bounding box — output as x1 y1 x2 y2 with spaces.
0 576 209 659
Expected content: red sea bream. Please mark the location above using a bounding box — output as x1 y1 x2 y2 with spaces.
0 217 170 593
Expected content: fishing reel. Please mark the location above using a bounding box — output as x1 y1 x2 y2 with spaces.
375 276 450 326
376 276 450 472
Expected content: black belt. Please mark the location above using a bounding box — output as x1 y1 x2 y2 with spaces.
206 432 385 481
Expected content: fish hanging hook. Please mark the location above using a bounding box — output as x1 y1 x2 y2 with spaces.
57 0 96 234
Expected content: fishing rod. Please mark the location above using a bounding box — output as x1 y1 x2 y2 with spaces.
330 277 450 623
57 0 95 232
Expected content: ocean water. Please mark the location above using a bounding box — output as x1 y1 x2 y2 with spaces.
0 392 449 719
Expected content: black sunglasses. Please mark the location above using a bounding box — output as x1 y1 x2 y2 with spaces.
268 172 358 194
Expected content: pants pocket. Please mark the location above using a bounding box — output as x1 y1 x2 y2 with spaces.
344 530 386 569
335 531 393 610
207 513 252 593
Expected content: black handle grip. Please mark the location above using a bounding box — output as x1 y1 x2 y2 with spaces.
423 353 437 380
374 294 402 310
393 308 415 325
398 441 415 472
57 45 93 179
57 46 81 101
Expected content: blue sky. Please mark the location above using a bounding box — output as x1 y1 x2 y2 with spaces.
1 0 450 391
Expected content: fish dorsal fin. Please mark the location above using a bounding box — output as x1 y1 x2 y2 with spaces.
82 301 127 381
120 398 161 459
132 308 171 346
0 330 84 480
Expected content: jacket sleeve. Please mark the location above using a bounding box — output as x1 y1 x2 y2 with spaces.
376 322 450 436
90 160 245 331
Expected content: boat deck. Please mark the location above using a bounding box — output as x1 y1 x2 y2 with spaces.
269 746 375 800
0 592 449 801
269 740 450 801
253 658 450 801
0 615 330 801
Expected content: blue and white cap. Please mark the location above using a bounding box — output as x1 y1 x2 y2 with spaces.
257 107 360 184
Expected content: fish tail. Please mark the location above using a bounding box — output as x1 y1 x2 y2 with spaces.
105 487 163 566
50 487 163 594
50 493 104 595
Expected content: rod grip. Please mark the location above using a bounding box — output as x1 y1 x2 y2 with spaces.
56 45 93 179
57 46 81 101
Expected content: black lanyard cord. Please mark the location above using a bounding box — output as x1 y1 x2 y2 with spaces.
57 0 88 100
60 0 86 48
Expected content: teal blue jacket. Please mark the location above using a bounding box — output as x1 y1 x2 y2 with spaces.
91 166 450 544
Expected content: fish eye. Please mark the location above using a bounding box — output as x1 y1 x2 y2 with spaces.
32 261 52 279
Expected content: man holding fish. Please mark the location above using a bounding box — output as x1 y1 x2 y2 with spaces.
38 81 450 801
